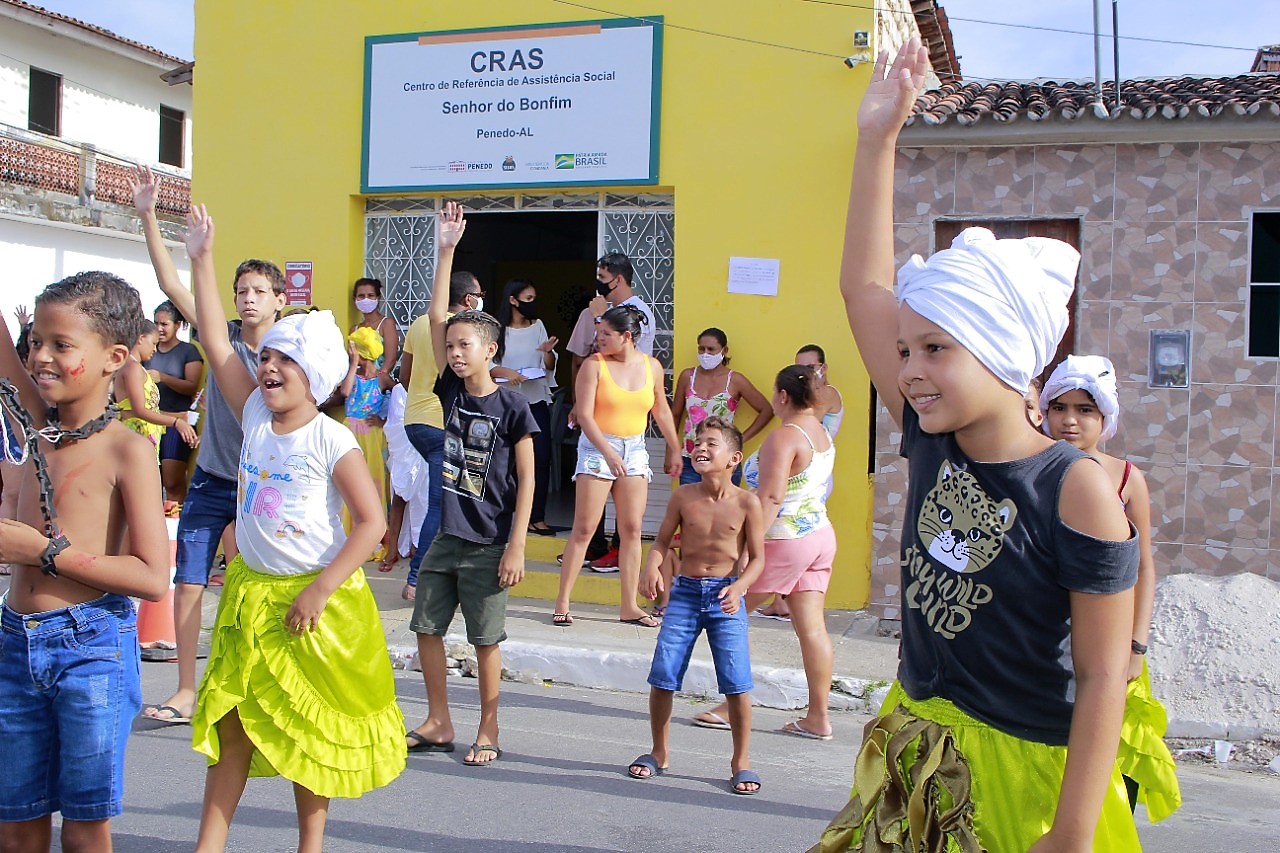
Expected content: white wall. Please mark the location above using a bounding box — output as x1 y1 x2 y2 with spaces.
0 215 191 341
0 13 193 172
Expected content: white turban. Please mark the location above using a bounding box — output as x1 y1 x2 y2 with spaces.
897 227 1080 394
260 310 348 404
1040 354 1120 441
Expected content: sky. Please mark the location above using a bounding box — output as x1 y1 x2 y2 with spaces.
22 0 1280 82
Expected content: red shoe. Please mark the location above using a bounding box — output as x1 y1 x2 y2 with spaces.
588 547 620 573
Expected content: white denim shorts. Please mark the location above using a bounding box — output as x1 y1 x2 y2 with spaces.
574 433 651 482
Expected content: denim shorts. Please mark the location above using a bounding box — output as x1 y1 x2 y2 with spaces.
174 466 238 586
411 533 509 646
574 433 650 482
647 575 753 696
0 594 140 822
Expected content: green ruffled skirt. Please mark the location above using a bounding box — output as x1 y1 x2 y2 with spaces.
1117 659 1182 822
811 683 1142 852
192 556 406 798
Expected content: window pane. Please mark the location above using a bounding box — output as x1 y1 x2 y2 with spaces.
1248 284 1280 359
28 68 61 136
159 105 184 167
1250 211 1280 284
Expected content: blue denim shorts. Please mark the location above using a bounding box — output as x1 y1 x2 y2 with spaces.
0 594 140 822
574 433 651 482
647 575 753 696
174 466 239 586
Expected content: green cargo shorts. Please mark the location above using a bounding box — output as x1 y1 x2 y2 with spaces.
411 533 509 646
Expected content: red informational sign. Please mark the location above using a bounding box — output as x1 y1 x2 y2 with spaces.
284 261 313 305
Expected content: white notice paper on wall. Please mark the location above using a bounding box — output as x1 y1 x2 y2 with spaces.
727 256 780 296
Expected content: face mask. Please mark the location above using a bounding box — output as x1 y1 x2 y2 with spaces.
354 297 378 313
813 366 825 381
697 352 724 370
470 295 484 313
595 280 614 298
515 300 538 320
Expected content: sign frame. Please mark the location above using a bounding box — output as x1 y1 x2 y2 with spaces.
361 17 663 193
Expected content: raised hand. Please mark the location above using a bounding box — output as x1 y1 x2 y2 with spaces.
183 204 214 261
128 164 160 215
437 200 467 251
13 304 30 327
857 38 930 142
536 336 558 353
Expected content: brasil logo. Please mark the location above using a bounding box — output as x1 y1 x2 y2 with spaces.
554 153 575 170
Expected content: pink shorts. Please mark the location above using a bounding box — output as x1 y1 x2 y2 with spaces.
750 524 837 596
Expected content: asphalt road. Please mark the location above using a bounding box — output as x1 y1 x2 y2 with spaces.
42 664 1280 851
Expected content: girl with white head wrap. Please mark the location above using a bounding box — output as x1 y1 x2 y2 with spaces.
1040 354 1120 441
813 39 1147 853
1039 355 1182 822
181 205 404 844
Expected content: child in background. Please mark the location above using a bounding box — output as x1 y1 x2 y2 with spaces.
632 417 766 795
817 41 1141 852
116 319 199 457
382 382 429 572
405 201 538 766
1025 375 1045 428
183 207 401 853
1040 355 1182 822
341 326 392 556
0 272 170 852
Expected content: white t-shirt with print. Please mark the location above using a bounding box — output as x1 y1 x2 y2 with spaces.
236 389 361 576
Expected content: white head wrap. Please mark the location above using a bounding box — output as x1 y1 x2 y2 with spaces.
260 310 348 404
896 227 1080 393
1039 354 1120 441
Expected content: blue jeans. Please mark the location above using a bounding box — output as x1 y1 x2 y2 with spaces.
678 456 743 486
405 422 445 587
0 595 140 821
647 575 753 695
174 466 239 586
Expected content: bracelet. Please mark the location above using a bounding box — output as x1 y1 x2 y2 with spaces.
1131 639 1148 655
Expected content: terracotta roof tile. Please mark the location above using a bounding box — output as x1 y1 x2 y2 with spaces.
0 0 188 66
906 74 1280 128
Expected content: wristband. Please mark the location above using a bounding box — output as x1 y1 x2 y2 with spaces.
1131 639 1148 655
40 533 71 577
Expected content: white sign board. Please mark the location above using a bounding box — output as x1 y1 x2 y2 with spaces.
727 256 780 297
363 19 662 191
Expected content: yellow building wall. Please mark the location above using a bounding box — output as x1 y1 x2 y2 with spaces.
193 0 877 608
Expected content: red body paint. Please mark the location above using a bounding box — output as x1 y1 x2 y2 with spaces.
68 360 86 376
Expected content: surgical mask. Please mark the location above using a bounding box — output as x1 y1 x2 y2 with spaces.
469 295 485 312
595 280 614 298
516 300 538 320
697 352 724 370
354 297 378 313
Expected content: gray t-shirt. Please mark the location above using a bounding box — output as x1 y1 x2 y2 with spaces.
144 340 203 412
194 321 257 481
896 403 1138 745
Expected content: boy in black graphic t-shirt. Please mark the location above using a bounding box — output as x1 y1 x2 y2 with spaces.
406 202 538 766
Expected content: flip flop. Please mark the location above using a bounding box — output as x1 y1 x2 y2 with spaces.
782 720 833 741
462 743 502 766
619 615 660 628
649 606 666 619
406 731 456 753
142 704 191 725
691 711 731 730
552 612 573 627
628 753 666 780
730 769 762 795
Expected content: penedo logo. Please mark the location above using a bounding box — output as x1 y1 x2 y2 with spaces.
502 156 516 171
448 161 466 172
554 153 575 170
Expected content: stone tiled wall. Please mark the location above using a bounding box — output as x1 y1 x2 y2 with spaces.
871 141 1280 621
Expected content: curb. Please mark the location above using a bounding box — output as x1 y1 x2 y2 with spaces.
388 637 890 713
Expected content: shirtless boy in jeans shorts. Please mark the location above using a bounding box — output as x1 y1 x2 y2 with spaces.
630 417 766 795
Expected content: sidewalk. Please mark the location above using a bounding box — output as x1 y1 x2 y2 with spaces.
362 562 901 713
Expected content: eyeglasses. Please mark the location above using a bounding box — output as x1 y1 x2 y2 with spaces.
469 291 485 299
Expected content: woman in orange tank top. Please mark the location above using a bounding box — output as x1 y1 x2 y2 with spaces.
553 305 681 628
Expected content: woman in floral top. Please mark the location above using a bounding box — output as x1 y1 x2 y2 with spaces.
667 328 773 485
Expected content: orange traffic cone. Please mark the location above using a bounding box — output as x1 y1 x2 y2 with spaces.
138 516 179 661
